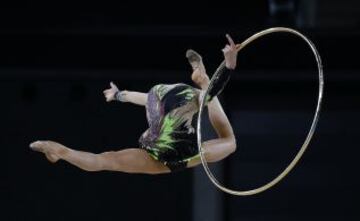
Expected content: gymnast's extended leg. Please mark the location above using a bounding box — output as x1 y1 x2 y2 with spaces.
30 141 170 174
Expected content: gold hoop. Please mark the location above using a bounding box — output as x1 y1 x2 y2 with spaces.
196 27 324 196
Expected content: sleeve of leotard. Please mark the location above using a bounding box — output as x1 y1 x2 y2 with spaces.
207 67 235 102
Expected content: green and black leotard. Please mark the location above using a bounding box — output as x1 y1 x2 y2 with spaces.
138 67 233 172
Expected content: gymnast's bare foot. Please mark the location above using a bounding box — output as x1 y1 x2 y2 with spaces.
30 140 66 163
186 49 210 89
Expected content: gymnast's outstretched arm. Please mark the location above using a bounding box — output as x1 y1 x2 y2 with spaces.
103 82 148 106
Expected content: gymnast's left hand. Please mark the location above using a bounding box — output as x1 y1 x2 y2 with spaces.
222 34 238 70
103 81 119 102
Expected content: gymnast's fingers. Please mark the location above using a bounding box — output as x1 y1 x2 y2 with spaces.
226 34 235 48
222 45 231 52
110 81 117 88
105 93 113 102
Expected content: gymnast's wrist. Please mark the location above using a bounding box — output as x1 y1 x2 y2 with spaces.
115 90 128 102
225 62 236 70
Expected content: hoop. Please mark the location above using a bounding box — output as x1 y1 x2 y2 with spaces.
196 27 324 196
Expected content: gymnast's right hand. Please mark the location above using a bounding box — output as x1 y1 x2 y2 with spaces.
103 81 119 102
222 34 238 70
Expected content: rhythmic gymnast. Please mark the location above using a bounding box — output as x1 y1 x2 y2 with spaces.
30 34 238 174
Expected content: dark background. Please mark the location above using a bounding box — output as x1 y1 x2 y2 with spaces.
1 0 359 220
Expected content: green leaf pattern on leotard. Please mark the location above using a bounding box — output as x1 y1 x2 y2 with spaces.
155 114 184 153
146 84 199 161
155 84 172 100
176 88 195 101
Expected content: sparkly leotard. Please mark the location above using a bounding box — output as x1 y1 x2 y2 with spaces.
139 67 233 172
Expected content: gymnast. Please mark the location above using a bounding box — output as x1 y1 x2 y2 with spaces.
30 34 238 174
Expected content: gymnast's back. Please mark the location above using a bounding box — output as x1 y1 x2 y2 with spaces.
138 83 200 168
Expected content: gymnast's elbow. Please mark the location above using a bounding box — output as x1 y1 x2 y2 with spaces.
229 136 237 154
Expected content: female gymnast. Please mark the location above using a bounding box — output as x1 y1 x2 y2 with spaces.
30 34 238 174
